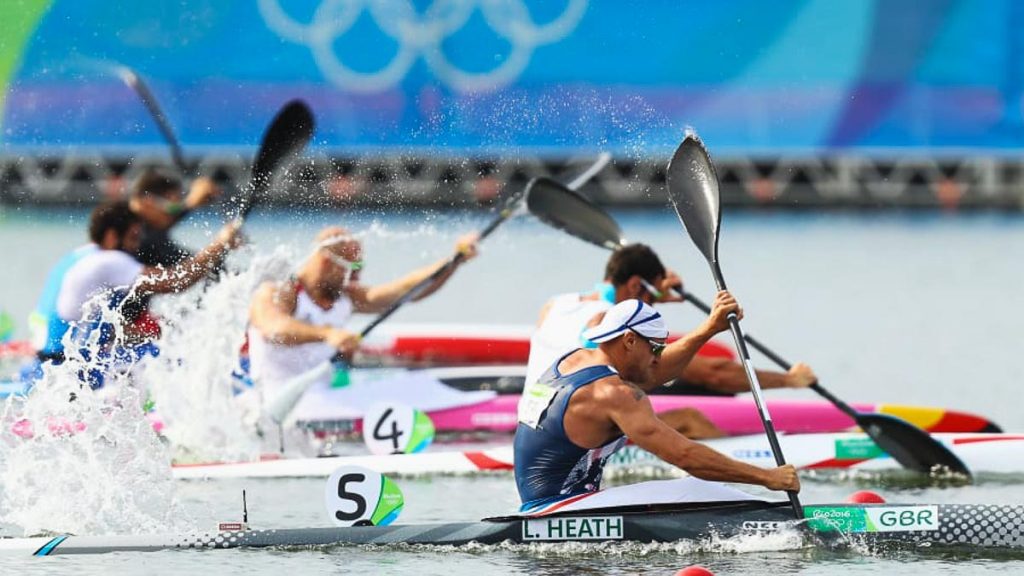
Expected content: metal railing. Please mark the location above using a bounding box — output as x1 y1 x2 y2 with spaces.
1 153 1021 210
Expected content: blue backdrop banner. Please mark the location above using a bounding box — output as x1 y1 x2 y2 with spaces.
2 0 1023 155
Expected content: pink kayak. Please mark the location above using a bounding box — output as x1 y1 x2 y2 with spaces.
298 393 998 437
419 396 996 435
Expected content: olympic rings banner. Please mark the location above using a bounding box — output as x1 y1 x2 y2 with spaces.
1 0 1021 155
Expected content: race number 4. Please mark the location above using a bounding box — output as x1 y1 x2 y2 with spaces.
362 403 435 456
324 465 404 527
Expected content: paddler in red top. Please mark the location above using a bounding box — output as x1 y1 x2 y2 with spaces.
247 226 479 394
524 243 817 438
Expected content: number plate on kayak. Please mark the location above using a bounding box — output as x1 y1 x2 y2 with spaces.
806 506 940 533
522 516 624 540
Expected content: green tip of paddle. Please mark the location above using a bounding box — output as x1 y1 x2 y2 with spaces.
0 311 14 343
331 367 351 388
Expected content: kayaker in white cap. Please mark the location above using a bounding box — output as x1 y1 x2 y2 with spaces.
514 295 800 514
524 243 817 438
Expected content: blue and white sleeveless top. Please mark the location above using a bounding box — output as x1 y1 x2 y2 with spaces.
29 244 99 357
514 351 627 511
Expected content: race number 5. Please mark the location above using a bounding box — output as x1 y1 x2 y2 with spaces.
362 403 435 456
324 465 404 527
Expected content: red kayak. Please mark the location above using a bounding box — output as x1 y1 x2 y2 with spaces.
356 323 734 365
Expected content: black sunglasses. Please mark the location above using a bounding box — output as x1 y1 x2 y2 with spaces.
629 328 666 357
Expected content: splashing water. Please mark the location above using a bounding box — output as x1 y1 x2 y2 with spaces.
0 292 181 536
141 246 297 463
0 245 304 535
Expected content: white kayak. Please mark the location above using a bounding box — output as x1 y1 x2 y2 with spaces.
173 432 1024 480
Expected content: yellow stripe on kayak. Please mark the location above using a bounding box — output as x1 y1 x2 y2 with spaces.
875 404 944 430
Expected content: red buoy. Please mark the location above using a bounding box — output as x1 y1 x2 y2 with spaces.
675 566 715 576
846 490 886 504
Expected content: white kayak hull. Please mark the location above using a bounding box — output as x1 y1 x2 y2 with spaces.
173 432 1024 480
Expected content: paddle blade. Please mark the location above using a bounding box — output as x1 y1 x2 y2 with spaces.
525 177 624 251
666 131 722 265
858 413 972 478
263 360 332 424
244 99 316 217
115 67 187 174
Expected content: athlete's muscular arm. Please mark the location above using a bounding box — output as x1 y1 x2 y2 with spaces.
601 382 800 492
249 282 358 352
644 290 739 388
135 221 241 295
348 233 479 314
347 258 451 314
681 357 817 394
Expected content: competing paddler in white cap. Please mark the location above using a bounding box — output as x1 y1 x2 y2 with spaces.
247 226 479 391
514 294 800 514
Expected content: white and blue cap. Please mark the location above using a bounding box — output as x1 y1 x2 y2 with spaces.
582 299 668 344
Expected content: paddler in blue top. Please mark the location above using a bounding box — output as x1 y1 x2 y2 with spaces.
31 200 242 368
30 168 221 358
514 296 800 515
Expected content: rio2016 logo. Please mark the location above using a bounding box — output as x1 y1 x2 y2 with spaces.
258 0 589 92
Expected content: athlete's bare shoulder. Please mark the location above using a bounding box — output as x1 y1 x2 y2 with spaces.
589 374 647 406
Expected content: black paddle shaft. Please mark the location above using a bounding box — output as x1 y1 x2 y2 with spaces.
704 265 803 518
117 66 199 224
667 133 802 518
121 69 188 175
351 155 612 346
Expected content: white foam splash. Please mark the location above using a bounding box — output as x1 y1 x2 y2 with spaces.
142 246 296 463
388 527 808 557
0 245 302 536
0 293 181 536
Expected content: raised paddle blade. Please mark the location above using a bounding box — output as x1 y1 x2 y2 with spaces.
242 99 316 218
526 177 624 251
857 413 971 478
115 67 188 175
666 131 722 265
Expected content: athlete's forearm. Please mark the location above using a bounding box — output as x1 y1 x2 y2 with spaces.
677 357 792 394
669 441 772 487
359 258 456 312
249 284 332 346
260 314 333 346
136 241 227 294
